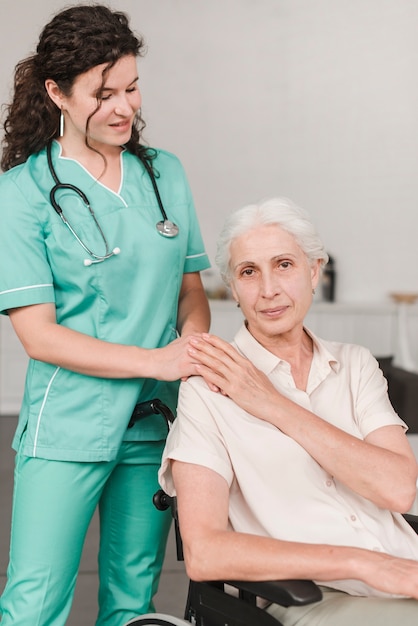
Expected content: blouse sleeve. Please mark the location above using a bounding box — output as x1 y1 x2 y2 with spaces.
159 378 233 496
354 346 408 436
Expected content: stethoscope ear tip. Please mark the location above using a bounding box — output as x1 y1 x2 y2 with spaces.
113 247 121 255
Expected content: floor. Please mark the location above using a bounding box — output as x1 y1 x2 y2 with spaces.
0 415 189 624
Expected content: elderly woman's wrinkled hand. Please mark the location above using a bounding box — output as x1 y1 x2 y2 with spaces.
188 333 280 417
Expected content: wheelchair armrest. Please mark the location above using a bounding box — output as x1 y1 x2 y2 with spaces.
226 578 323 607
404 513 418 534
222 513 418 608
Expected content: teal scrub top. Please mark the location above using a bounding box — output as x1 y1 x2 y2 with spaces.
0 141 210 461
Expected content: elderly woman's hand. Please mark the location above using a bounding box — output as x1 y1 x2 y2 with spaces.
188 333 280 419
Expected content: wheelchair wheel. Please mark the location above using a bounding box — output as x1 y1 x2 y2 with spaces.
123 613 190 625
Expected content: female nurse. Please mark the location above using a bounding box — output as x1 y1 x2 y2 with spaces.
0 5 210 625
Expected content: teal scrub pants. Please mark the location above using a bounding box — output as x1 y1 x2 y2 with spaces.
0 435 172 626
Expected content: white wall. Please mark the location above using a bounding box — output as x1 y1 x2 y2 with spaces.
1 0 418 303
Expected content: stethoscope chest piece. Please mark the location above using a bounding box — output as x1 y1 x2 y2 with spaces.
156 219 179 238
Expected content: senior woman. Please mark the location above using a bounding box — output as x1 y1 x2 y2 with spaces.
159 197 418 625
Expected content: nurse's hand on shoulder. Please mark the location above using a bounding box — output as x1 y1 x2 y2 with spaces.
150 333 206 382
187 333 276 405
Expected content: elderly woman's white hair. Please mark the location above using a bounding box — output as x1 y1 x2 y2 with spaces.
215 197 329 284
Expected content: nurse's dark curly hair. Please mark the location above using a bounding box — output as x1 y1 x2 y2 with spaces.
1 4 152 171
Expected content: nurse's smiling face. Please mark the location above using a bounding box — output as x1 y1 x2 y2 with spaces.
46 54 141 153
229 224 320 346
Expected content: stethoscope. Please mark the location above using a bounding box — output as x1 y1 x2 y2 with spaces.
46 142 179 267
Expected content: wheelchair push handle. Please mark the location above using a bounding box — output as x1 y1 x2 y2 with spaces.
128 398 175 430
153 488 174 512
153 489 184 561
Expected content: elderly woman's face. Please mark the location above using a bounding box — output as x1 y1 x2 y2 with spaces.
229 224 320 342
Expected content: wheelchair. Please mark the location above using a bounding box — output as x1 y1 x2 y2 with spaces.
125 489 324 626
124 399 418 626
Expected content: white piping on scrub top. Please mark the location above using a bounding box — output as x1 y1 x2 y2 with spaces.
186 252 207 260
0 283 53 297
32 366 61 457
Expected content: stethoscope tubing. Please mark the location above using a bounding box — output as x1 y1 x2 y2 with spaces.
140 154 180 238
46 142 179 266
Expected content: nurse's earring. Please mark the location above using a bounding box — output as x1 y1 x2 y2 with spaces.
59 109 65 137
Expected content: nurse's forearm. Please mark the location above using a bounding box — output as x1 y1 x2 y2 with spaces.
177 272 211 336
8 303 201 381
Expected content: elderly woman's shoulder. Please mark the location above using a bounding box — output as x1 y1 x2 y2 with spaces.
319 335 377 366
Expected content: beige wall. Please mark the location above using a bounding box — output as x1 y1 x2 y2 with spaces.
1 0 418 302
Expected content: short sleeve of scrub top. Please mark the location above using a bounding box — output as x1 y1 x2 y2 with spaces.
0 167 56 311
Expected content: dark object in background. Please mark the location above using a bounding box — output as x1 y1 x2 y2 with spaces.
377 356 418 433
322 254 336 302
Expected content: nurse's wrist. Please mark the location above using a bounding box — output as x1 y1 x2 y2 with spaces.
131 345 152 379
136 346 163 380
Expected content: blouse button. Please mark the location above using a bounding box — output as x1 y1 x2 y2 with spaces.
350 514 357 522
